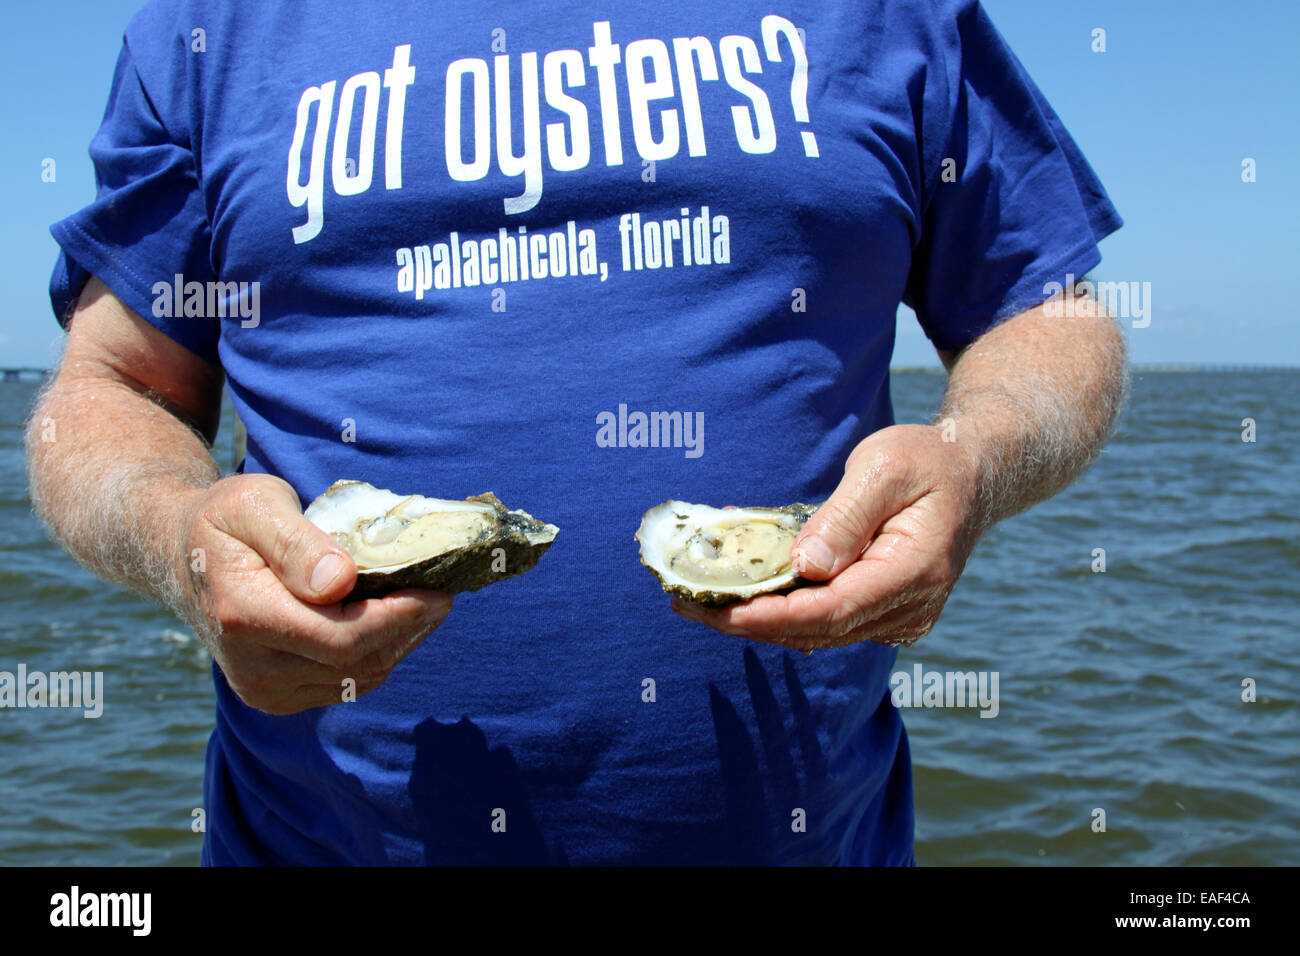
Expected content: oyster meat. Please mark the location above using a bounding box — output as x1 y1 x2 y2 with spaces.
635 500 818 606
304 480 558 600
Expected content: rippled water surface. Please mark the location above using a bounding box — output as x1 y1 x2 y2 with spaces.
1 370 1296 865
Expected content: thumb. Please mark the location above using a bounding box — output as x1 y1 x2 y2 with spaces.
219 476 357 604
791 453 917 581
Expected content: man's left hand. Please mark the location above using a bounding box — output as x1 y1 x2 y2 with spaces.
671 424 983 652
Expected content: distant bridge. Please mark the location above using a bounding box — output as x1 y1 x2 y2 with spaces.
1131 364 1298 373
0 368 51 382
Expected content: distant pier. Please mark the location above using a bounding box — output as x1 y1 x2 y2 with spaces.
0 369 51 382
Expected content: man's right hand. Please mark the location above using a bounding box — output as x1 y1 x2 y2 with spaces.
176 473 452 715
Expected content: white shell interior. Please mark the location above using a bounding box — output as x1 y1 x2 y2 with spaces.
635 501 804 600
304 481 500 572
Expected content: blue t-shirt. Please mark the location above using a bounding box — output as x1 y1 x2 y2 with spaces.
50 0 1121 865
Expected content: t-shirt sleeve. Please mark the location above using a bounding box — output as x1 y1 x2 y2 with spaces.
48 33 219 365
902 0 1124 351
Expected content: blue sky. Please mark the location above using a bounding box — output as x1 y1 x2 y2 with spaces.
1 0 1296 368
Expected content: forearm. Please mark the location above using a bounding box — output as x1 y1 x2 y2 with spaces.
24 370 218 618
937 295 1128 535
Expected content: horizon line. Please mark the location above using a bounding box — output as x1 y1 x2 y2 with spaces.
2 363 1298 380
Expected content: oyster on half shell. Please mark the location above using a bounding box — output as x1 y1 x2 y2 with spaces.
304 480 558 600
635 500 818 606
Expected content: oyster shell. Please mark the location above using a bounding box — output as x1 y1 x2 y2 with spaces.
304 480 558 600
635 500 818 606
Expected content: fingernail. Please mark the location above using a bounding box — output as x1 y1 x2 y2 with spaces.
793 536 836 575
309 553 347 593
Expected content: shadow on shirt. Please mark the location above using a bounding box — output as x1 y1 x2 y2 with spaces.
709 646 832 865
408 715 567 865
323 645 897 864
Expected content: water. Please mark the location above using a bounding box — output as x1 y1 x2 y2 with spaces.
1 370 1296 865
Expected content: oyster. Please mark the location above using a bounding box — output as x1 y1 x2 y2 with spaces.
635 500 818 606
304 480 558 600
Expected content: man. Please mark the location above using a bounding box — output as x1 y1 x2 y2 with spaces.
27 0 1124 865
